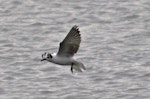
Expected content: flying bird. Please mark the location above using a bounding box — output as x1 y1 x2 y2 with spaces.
41 25 86 73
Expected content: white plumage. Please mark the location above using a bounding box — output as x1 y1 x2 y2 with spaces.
41 25 86 73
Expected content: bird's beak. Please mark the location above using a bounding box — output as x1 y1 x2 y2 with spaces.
41 58 46 61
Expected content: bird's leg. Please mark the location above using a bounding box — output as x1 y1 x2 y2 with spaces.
71 63 74 73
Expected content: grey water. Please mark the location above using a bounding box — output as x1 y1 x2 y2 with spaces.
0 0 150 99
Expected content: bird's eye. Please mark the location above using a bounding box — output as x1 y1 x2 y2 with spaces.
47 54 52 58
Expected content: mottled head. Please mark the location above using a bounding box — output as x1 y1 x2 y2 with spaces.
41 52 53 62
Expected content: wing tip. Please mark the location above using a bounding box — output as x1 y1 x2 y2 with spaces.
72 25 80 33
73 25 78 28
72 25 81 40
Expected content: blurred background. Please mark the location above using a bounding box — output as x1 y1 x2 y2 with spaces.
0 0 150 99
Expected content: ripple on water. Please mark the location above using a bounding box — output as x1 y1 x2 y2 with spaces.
0 0 150 99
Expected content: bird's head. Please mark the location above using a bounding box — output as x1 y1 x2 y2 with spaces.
41 52 53 62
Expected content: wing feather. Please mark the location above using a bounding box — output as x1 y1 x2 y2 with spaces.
57 25 81 57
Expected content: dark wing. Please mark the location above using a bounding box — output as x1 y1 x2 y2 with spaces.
57 25 81 57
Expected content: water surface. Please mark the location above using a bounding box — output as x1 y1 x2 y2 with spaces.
0 0 150 99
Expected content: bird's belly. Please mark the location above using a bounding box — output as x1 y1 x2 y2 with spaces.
52 57 73 65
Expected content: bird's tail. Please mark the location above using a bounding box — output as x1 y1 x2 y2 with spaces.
71 61 86 73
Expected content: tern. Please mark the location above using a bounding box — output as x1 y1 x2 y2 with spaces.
41 25 86 73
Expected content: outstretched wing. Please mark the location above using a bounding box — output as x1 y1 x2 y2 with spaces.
57 25 81 57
